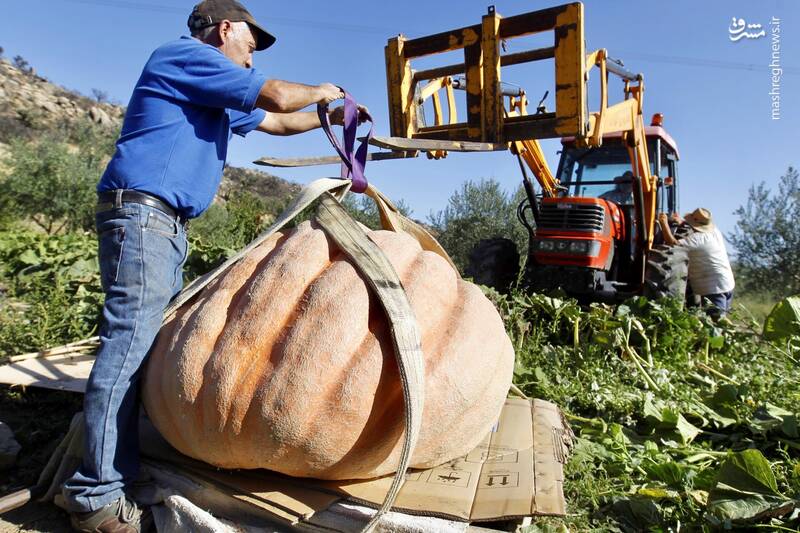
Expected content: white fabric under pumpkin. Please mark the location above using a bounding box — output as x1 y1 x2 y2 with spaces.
152 496 468 533
39 413 469 533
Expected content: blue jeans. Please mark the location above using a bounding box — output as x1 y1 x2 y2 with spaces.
62 202 188 512
704 291 734 317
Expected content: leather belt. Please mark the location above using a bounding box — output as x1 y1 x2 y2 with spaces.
96 189 184 223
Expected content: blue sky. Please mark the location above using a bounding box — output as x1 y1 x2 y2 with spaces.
2 0 798 241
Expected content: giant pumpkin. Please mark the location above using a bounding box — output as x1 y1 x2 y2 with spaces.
143 217 514 480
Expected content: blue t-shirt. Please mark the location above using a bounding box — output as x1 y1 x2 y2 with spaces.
99 36 267 218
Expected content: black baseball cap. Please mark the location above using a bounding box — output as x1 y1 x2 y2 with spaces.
188 0 276 51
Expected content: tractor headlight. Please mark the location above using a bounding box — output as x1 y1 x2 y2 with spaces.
536 239 601 256
569 240 589 253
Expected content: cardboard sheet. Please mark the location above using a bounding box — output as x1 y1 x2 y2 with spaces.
139 398 571 526
320 398 570 521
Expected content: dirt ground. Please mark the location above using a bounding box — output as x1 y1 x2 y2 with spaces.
0 500 71 533
1 387 81 533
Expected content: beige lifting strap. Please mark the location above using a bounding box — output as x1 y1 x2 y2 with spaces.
315 193 425 532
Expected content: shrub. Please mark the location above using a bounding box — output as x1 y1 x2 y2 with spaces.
427 179 528 271
0 122 116 233
185 191 275 279
12 55 32 75
340 193 412 230
729 167 800 297
0 229 102 356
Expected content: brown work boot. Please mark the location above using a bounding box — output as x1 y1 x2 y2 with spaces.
70 496 153 532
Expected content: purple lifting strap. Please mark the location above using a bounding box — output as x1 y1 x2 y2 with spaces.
317 91 373 193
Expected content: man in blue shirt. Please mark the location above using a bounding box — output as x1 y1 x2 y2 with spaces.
62 1 363 531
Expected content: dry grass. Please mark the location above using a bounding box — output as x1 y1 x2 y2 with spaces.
734 291 779 326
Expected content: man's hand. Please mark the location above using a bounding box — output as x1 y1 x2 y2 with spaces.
658 212 679 246
316 83 345 105
328 104 371 126
659 212 683 227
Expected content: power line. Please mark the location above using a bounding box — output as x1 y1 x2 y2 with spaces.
58 0 397 35
619 52 800 76
24 0 800 75
63 0 183 14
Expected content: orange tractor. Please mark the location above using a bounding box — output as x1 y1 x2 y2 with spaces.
259 2 690 301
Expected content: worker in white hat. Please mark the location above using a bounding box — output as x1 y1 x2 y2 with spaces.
658 208 735 317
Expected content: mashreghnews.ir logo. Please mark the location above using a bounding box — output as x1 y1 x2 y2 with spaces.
728 16 781 120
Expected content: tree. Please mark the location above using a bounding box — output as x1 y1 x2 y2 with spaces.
728 166 800 296
341 193 412 230
91 88 109 103
0 121 116 233
12 55 32 75
427 179 528 272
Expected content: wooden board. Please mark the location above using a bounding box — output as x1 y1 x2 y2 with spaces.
254 150 417 168
368 136 506 152
0 353 93 393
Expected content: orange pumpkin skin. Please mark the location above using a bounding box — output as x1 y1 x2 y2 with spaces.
143 220 514 480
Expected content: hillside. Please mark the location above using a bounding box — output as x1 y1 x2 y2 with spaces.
0 57 300 205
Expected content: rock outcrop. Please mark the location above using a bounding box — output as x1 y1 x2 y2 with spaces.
0 58 124 142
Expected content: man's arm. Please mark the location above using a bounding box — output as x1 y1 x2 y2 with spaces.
256 111 322 135
658 213 679 246
255 80 343 113
256 104 370 136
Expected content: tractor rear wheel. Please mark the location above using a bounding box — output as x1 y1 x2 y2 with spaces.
643 244 689 303
465 238 520 294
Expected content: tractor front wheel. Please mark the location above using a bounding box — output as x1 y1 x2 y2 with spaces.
643 244 689 304
465 238 520 294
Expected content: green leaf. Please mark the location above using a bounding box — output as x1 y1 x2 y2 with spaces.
63 258 97 280
533 366 550 386
707 449 795 522
592 331 613 345
642 397 702 444
749 404 799 438
644 461 691 487
17 249 40 266
692 398 738 429
708 335 725 349
662 409 702 445
598 496 662 530
642 394 663 423
763 295 800 342
711 384 740 406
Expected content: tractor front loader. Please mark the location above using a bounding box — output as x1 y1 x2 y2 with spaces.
257 2 690 303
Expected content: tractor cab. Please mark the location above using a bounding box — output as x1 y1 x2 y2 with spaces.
556 116 681 214
527 115 681 298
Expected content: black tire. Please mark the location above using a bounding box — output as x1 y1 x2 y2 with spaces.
465 238 520 293
643 244 689 303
